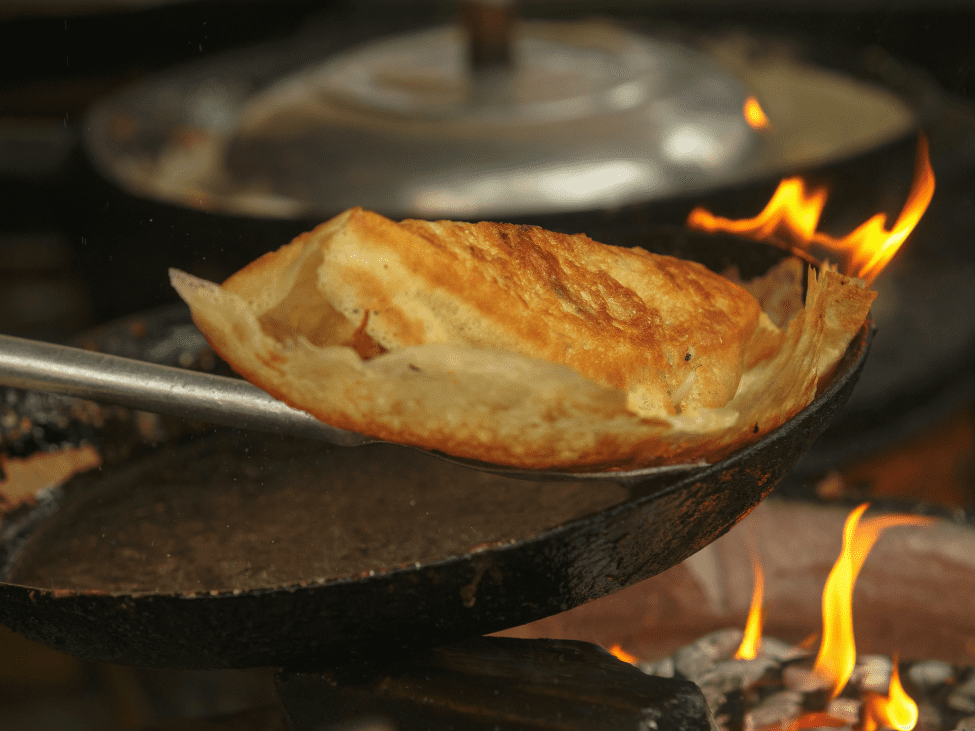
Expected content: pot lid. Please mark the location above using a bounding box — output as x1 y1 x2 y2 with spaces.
84 21 915 220
218 21 759 218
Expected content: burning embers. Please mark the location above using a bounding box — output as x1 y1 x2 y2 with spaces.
688 137 935 285
612 504 941 731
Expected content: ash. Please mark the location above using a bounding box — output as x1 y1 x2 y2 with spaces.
637 629 975 731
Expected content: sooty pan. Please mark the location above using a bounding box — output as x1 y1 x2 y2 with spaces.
0 229 870 669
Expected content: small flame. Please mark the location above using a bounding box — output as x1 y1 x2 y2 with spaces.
813 504 935 698
862 658 919 731
687 137 935 285
688 177 827 244
734 552 765 660
608 644 639 664
744 96 771 130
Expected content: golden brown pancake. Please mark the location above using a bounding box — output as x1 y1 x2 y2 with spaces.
171 208 874 470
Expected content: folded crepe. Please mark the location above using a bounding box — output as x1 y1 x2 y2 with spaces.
171 207 874 470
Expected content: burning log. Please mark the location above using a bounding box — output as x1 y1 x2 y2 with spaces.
275 637 716 731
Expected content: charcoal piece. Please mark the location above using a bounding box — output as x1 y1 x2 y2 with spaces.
827 697 860 725
853 654 893 693
948 692 975 714
781 665 832 694
954 713 975 730
641 656 676 678
672 629 743 682
909 661 956 692
746 690 804 727
275 637 716 731
699 656 777 694
757 637 810 663
696 657 778 714
948 672 975 714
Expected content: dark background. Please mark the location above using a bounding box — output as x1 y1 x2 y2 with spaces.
3 1 974 118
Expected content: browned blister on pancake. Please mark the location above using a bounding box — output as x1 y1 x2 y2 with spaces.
170 207 875 470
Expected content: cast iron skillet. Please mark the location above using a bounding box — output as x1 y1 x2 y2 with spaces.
0 228 870 669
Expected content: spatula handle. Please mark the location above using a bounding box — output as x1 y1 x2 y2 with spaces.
0 333 368 447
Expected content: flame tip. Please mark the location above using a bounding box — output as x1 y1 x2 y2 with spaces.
744 95 772 130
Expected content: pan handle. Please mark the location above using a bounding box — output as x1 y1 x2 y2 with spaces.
0 333 370 447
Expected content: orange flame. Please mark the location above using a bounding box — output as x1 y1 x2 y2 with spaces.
812 504 935 699
813 503 868 697
744 96 771 130
861 657 919 731
688 177 827 244
734 552 765 660
608 644 639 664
687 137 935 285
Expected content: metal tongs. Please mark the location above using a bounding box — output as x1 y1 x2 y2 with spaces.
0 333 705 483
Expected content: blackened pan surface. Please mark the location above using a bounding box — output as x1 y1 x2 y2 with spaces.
0 231 870 669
